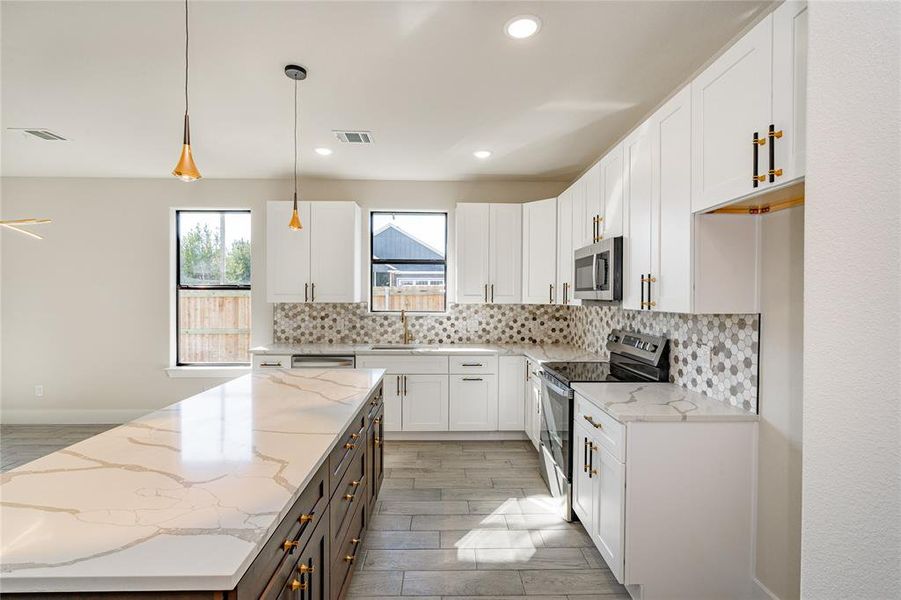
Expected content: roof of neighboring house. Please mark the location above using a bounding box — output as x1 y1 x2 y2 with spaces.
372 223 444 262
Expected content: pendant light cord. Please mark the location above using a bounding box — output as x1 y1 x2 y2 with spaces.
184 0 189 116
294 79 298 199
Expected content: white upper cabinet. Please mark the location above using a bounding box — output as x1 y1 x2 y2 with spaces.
456 203 521 304
651 86 693 314
584 163 603 244
600 144 625 240
522 198 558 304
570 177 589 250
455 203 491 303
622 123 654 311
556 189 574 305
691 15 774 212
309 202 361 303
266 201 360 303
772 1 808 182
267 201 312 303
488 204 523 304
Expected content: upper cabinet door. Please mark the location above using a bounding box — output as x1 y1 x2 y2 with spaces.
522 198 558 304
570 177 589 250
488 204 522 304
556 191 574 305
266 200 311 303
584 163 603 244
622 124 654 311
651 86 693 314
600 144 625 239
691 15 774 212
773 1 808 183
456 203 491 303
309 202 361 303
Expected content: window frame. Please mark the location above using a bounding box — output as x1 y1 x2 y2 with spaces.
369 210 448 314
175 209 252 366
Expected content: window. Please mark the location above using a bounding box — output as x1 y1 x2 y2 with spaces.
176 210 251 365
370 211 447 312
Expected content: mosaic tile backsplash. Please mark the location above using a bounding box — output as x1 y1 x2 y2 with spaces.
273 302 759 411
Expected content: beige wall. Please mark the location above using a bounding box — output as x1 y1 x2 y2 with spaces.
0 177 564 423
756 206 804 600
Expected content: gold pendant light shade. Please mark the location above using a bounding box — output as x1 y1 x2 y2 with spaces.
289 193 303 230
173 115 201 181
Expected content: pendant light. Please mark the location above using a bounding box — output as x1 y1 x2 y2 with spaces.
285 64 307 230
172 0 201 181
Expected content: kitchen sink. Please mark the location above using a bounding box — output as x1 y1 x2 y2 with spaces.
369 344 422 350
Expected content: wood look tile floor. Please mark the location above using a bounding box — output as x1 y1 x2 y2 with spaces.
0 429 629 599
349 440 630 600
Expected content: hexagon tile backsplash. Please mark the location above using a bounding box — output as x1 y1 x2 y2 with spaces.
273 302 759 411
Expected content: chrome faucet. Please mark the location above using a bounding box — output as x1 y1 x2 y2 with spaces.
400 309 413 344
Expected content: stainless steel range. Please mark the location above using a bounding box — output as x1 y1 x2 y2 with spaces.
537 329 670 521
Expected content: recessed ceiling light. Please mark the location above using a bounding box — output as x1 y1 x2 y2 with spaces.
314 147 333 156
473 150 492 159
505 15 541 39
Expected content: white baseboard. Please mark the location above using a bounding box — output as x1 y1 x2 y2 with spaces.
753 577 782 600
0 408 152 425
385 430 528 441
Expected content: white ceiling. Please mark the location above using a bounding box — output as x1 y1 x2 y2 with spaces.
1 1 771 182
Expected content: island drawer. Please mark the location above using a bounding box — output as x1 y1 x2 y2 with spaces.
366 385 384 420
367 404 385 511
449 354 498 374
575 393 625 462
259 511 330 600
234 461 329 600
328 407 368 495
253 354 292 369
330 496 367 600
330 442 367 553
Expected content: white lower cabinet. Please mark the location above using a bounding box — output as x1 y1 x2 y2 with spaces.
383 374 404 432
497 356 526 430
592 444 625 582
572 420 595 532
449 374 498 430
402 374 449 431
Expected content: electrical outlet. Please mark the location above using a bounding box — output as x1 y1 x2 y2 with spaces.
34 385 44 397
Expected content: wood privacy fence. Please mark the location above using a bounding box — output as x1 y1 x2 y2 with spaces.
372 286 445 312
178 290 252 364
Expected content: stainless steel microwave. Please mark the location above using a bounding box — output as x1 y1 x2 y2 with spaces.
573 237 623 301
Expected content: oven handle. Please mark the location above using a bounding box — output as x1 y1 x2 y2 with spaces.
539 371 575 399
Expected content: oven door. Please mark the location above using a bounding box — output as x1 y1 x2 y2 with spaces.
539 372 573 480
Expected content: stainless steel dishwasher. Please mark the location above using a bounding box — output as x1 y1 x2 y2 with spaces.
253 354 356 369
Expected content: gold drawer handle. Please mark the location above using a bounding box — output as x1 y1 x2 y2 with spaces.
374 418 381 425
283 539 300 552
344 554 356 563
298 513 313 524
290 579 307 592
298 563 316 574
350 480 361 487
583 415 603 429
375 438 381 447
343 493 355 501
350 433 359 440
351 538 361 545
344 442 356 450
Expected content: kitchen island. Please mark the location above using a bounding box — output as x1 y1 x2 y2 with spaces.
0 368 385 598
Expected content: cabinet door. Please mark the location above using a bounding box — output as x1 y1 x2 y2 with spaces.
449 374 498 431
572 421 595 529
521 198 558 304
402 374 449 431
622 126 653 311
497 356 525 430
593 445 625 584
651 86 693 314
556 192 573 305
456 203 491 303
488 204 522 304
584 163 603 243
570 177 589 251
529 378 542 449
691 15 774 212
773 1 808 183
600 144 624 239
267 201 312 303
309 202 361 303
383 374 403 432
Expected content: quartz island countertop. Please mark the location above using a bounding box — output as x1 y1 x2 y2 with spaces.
573 381 758 423
250 342 606 364
0 368 385 594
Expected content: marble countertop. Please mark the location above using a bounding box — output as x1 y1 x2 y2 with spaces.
250 342 605 364
572 382 758 423
0 368 385 594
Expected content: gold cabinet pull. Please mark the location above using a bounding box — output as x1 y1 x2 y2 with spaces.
350 480 361 487
583 415 603 429
344 442 356 450
283 539 300 552
374 418 381 425
351 538 361 545
768 129 783 139
290 578 307 592
298 563 316 574
375 438 381 447
753 136 766 146
350 432 359 440
298 513 313 524
343 493 355 501
768 169 784 177
753 174 766 182
344 554 356 563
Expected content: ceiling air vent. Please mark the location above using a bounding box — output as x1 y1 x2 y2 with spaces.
334 130 373 144
9 128 68 141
